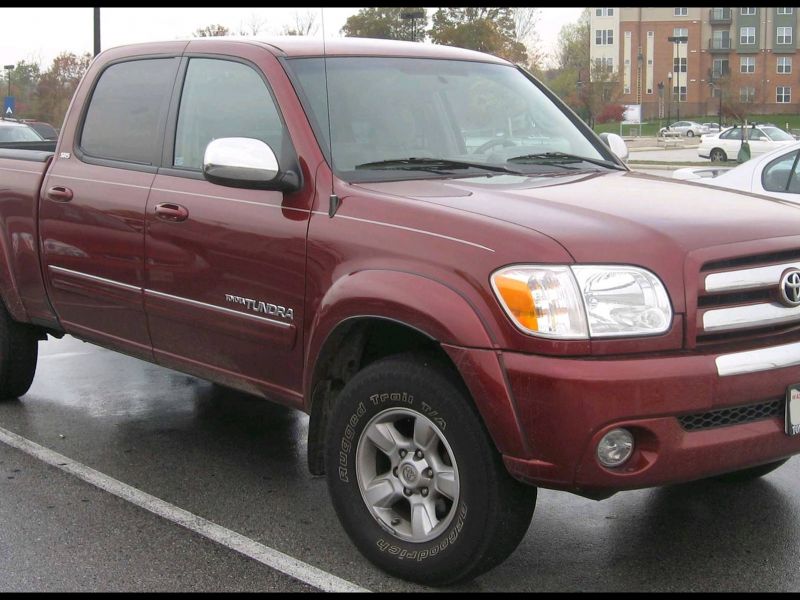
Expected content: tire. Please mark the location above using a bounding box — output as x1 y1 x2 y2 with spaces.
710 148 727 162
0 302 39 400
324 353 537 586
687 130 695 138
712 458 789 483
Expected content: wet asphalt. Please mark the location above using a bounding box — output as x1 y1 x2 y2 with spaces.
1 335 799 592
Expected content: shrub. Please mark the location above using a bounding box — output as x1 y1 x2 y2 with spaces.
596 103 625 124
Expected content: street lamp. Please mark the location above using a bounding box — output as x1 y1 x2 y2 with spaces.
667 35 688 122
400 9 425 41
667 71 672 124
708 81 723 128
3 64 13 101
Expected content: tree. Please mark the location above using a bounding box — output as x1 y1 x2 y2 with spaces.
429 7 527 64
34 52 91 126
341 7 427 42
193 24 230 37
237 13 266 37
512 7 543 74
283 9 320 36
7 60 41 119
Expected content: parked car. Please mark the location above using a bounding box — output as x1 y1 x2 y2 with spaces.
23 120 59 141
658 120 709 137
0 120 45 143
702 122 721 133
674 140 800 202
698 124 796 162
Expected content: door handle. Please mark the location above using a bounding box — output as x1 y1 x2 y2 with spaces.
154 203 189 222
46 186 73 202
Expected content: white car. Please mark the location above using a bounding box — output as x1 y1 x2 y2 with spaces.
698 124 796 162
674 140 800 203
0 120 45 143
658 120 708 137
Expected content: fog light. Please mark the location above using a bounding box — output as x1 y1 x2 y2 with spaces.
597 428 634 468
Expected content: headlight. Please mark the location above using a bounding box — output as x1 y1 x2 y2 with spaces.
491 265 672 339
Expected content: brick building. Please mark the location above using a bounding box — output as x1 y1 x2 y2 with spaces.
590 7 800 120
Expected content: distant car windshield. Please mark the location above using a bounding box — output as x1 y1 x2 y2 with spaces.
286 56 615 181
763 126 794 141
0 124 44 142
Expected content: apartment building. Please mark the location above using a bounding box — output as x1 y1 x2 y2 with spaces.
590 7 800 120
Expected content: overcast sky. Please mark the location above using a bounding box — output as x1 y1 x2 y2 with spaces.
1 7 583 70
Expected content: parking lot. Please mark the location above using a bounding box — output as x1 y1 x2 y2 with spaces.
1 335 799 592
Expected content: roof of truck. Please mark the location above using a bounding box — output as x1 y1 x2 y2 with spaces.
101 36 511 66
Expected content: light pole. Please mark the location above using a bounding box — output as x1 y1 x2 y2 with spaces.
400 9 425 42
667 35 688 122
667 71 672 124
708 81 723 127
3 65 12 99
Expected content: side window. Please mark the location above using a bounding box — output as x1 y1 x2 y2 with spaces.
721 128 741 140
748 128 765 141
788 153 800 194
762 150 798 192
174 58 285 170
81 59 177 165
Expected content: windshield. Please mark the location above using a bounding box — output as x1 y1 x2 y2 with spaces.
0 124 44 143
286 56 615 181
763 126 794 141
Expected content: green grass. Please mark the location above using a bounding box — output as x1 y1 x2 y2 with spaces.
594 114 800 136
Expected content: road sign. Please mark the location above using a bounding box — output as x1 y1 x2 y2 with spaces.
3 96 14 117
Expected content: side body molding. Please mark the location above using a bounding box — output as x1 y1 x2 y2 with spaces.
304 269 531 458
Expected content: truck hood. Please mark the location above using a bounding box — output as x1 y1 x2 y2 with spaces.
354 170 800 264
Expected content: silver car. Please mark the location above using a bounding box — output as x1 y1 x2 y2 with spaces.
658 120 709 137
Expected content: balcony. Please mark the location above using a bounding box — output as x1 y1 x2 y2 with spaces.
709 8 732 24
709 37 732 52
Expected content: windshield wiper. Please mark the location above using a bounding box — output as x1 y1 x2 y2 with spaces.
507 152 626 171
354 157 524 175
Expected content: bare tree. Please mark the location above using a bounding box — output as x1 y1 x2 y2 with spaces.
282 9 320 36
238 12 267 36
192 24 230 38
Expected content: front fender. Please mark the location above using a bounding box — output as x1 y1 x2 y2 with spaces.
305 269 531 458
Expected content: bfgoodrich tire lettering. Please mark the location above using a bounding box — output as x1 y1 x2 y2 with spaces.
0 302 39 400
325 353 536 585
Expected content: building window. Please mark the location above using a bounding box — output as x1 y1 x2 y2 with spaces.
647 87 653 94
712 58 729 78
673 27 688 39
648 31 654 38
778 56 792 74
595 8 614 17
624 85 631 94
740 26 755 45
674 7 688 16
777 7 793 15
777 86 792 103
594 57 614 73
711 87 722 99
673 85 687 102
777 27 793 45
595 29 614 45
740 86 755 103
673 57 687 73
740 8 756 16
740 56 755 73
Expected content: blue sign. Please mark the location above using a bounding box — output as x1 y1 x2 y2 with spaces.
3 96 14 117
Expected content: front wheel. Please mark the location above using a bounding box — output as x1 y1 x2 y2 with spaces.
687 130 695 138
710 148 727 162
0 302 39 400
325 353 537 585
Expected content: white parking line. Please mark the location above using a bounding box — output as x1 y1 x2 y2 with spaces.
0 426 369 593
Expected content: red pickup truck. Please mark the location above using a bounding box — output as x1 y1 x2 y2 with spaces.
2 37 800 585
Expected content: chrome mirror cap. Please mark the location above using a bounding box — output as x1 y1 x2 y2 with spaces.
203 137 280 187
599 132 629 162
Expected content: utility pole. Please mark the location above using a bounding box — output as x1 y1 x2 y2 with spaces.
400 10 425 42
94 7 101 57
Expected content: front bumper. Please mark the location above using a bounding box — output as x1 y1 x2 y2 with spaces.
499 346 800 497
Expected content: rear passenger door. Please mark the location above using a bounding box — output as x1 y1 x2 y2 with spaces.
144 48 312 402
40 55 181 360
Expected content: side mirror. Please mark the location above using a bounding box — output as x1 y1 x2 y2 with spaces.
203 137 300 192
599 132 629 162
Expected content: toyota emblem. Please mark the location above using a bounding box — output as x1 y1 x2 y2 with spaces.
779 269 800 307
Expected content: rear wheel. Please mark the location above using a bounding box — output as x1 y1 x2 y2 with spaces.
710 148 727 162
687 130 695 138
324 353 537 586
713 458 789 483
0 302 39 400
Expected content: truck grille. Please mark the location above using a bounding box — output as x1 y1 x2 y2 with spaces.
696 251 800 346
678 398 784 432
